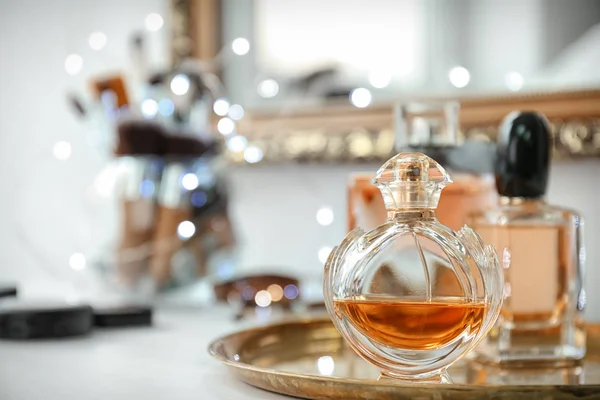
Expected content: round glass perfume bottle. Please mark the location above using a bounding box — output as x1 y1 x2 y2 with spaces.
324 152 503 383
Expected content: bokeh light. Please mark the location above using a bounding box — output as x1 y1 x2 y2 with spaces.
53 141 72 161
181 173 199 190
231 38 250 55
228 104 245 120
170 74 190 95
64 54 83 76
213 98 230 116
88 32 107 50
448 66 470 88
505 71 524 91
283 284 299 300
349 88 372 108
69 253 86 271
217 117 235 135
318 246 333 264
254 290 272 307
244 146 263 163
257 79 279 98
226 135 248 153
177 221 196 239
316 207 334 226
141 99 158 118
145 13 164 31
267 284 284 302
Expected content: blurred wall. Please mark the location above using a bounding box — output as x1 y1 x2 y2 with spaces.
543 0 600 64
0 0 169 297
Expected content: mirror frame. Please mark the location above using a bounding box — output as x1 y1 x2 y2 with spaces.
172 1 600 163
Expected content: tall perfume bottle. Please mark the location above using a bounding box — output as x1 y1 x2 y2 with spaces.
347 101 497 233
325 152 503 383
471 111 586 365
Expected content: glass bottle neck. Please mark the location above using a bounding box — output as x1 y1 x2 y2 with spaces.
387 209 437 222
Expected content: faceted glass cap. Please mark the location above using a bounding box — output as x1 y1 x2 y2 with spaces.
371 152 452 210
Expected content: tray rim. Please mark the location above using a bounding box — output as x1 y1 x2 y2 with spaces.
208 316 600 399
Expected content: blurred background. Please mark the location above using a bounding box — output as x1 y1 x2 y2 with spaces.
0 0 599 319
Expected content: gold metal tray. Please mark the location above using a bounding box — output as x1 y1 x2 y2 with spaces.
209 317 600 400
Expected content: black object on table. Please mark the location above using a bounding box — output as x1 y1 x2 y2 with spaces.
93 305 153 328
0 301 93 339
0 285 18 299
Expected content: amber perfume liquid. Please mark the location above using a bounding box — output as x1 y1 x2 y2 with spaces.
334 296 488 350
472 201 585 364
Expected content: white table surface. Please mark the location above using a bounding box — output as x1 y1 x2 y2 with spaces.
0 306 290 400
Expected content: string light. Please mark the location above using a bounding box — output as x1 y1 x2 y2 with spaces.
448 66 470 88
283 284 299 300
158 98 175 116
318 246 332 263
145 13 164 31
69 253 86 271
231 38 250 55
257 79 279 98
349 88 372 108
316 207 334 226
213 98 230 116
64 54 83 76
244 146 263 163
53 141 72 161
254 290 272 307
505 71 524 91
191 191 208 207
226 135 247 152
88 32 107 51
177 221 196 239
228 104 245 120
139 179 155 198
217 117 235 135
181 173 199 190
141 99 158 118
368 70 392 89
267 284 284 302
170 74 190 95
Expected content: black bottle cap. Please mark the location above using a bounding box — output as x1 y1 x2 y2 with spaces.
495 111 551 198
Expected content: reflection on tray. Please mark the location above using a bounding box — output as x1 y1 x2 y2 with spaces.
218 318 600 386
268 348 589 385
466 363 585 385
273 350 381 381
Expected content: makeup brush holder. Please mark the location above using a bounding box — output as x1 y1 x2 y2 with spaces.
93 152 236 298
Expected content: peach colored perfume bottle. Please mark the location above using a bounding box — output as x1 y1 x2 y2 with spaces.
471 112 586 365
347 101 496 233
325 152 503 383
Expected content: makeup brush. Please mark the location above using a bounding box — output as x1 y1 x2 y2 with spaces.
67 93 87 119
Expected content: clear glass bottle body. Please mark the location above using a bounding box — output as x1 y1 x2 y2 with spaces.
325 153 504 383
470 198 585 365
